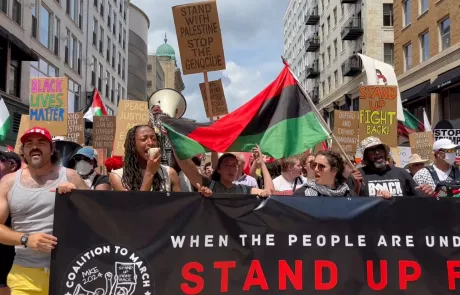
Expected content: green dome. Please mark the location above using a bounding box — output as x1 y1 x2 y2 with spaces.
156 34 176 60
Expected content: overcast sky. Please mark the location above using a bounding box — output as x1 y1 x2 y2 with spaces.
131 0 289 121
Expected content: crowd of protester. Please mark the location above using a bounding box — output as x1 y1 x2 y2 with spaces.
0 119 458 294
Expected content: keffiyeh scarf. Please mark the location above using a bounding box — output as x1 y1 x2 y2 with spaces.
302 179 350 197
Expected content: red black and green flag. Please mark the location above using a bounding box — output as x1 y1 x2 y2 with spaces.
397 108 425 137
161 64 329 160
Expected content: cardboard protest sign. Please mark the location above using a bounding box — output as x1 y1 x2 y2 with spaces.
30 77 68 135
113 100 149 156
332 111 359 154
172 1 226 75
398 146 412 168
359 85 398 147
66 112 84 145
199 79 228 117
409 131 434 162
14 115 29 154
93 116 116 149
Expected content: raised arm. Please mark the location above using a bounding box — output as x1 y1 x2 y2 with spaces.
211 152 219 170
173 150 205 189
253 146 274 192
109 172 128 191
168 167 181 192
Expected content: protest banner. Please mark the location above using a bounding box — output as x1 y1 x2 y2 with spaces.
199 79 228 117
332 111 359 154
30 77 68 135
51 193 460 295
409 131 434 162
113 100 149 156
66 112 84 145
93 116 116 149
14 115 29 154
172 1 226 75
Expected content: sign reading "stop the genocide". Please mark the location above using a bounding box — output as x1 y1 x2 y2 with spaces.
172 1 226 75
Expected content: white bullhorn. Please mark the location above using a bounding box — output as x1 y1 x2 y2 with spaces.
148 88 187 118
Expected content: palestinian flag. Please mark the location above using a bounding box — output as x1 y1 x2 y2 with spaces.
0 95 11 141
398 108 424 137
162 64 329 160
83 89 107 122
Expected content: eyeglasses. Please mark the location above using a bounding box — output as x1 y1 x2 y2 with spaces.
310 161 327 171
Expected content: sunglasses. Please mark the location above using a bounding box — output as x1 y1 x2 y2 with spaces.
310 161 327 171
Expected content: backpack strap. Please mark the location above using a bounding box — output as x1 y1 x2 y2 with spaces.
426 166 440 183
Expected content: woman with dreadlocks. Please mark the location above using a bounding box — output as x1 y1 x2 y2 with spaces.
109 125 181 192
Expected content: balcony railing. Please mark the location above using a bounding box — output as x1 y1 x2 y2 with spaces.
306 63 320 79
341 17 364 40
305 7 320 25
342 55 362 77
305 37 320 52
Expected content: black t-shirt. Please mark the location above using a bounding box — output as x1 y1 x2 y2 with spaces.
91 174 110 190
347 166 424 197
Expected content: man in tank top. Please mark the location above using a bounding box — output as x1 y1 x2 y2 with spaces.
0 127 88 295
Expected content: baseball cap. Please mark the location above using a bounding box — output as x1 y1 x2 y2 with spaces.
20 127 52 144
72 147 98 162
432 138 459 151
0 149 22 169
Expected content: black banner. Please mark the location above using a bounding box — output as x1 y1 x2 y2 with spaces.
50 192 460 294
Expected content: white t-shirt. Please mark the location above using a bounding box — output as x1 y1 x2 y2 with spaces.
273 175 307 193
433 165 451 181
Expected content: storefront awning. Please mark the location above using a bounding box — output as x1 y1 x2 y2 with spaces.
0 26 38 61
401 80 430 104
427 66 460 93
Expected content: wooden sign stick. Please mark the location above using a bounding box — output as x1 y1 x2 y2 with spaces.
203 72 214 122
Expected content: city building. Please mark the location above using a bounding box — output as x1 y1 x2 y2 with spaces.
0 0 39 145
1 0 129 122
146 55 165 97
127 2 149 101
155 35 185 93
394 0 460 125
284 0 395 128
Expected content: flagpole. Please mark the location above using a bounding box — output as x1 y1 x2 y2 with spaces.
281 56 355 168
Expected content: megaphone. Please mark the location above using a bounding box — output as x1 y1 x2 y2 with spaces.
73 284 95 295
148 88 187 118
53 140 82 168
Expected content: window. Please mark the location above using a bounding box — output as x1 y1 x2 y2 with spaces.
327 46 331 64
440 18 450 51
67 78 80 113
69 35 76 69
147 80 153 87
321 24 324 41
123 30 126 50
40 4 52 49
79 0 83 29
113 12 117 35
64 28 70 64
122 58 125 80
112 44 116 68
107 107 114 115
118 52 121 75
420 32 430 62
12 0 21 25
342 40 345 52
118 83 121 104
77 41 82 74
333 7 337 27
66 0 78 22
333 39 337 58
108 4 112 28
334 70 338 88
98 63 103 91
147 64 152 72
100 1 104 17
32 5 37 38
383 43 394 66
9 61 19 97
383 4 393 26
403 0 411 27
91 56 96 86
105 71 110 97
341 4 344 18
321 81 325 98
404 43 412 70
326 16 330 35
93 18 98 46
94 0 98 7
53 17 60 56
111 77 115 102
107 37 111 62
122 88 125 103
0 0 6 14
119 22 122 44
30 58 58 77
99 26 104 54
321 53 324 70
327 76 331 93
420 0 428 14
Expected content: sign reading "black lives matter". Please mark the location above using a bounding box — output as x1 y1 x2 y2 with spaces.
50 192 460 294
172 1 226 75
